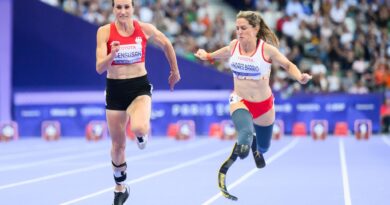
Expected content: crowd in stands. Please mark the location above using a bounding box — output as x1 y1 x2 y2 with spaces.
42 0 389 96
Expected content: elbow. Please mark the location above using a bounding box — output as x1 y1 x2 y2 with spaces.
161 43 170 53
160 39 172 52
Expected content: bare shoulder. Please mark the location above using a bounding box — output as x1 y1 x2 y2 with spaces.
263 42 279 55
97 24 110 35
228 39 238 52
229 39 238 47
138 21 157 38
96 24 111 44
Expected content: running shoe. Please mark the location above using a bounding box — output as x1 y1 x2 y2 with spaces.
113 184 130 205
136 135 148 150
253 151 266 168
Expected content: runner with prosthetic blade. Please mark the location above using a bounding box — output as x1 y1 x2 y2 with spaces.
195 10 311 201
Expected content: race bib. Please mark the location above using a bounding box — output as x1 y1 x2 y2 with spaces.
229 93 242 104
113 44 142 64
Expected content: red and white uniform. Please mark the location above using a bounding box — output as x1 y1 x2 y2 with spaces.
228 40 274 118
228 39 271 80
107 20 147 65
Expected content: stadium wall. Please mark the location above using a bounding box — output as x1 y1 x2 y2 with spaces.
12 0 233 91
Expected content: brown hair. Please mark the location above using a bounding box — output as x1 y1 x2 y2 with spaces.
112 0 134 7
236 11 279 47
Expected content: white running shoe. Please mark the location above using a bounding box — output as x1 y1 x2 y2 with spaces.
136 135 148 150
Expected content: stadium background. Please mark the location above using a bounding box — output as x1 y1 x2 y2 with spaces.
0 1 390 205
1 0 389 137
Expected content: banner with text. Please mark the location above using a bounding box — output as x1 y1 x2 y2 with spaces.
13 91 382 137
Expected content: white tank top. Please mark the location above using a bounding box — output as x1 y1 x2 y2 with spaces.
228 40 272 80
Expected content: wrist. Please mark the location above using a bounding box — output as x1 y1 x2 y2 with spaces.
297 73 303 81
170 69 179 74
109 52 116 60
206 53 215 64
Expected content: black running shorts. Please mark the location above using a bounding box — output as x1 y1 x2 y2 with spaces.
105 75 152 110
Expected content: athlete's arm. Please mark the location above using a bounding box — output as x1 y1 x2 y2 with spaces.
264 43 312 84
140 22 180 90
96 25 118 75
140 22 179 74
194 39 238 61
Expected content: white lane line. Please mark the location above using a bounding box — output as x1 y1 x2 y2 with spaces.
59 147 231 205
0 149 107 172
0 143 107 161
339 139 352 205
382 136 390 147
0 138 106 153
0 138 184 172
0 138 171 160
202 138 300 205
0 138 170 161
0 139 212 190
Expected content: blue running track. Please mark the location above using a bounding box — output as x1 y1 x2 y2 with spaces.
0 136 389 205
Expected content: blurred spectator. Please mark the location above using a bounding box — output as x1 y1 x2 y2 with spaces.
281 14 300 43
320 17 333 41
329 0 348 25
340 23 353 45
310 57 327 77
327 62 342 92
42 0 390 94
381 97 390 133
138 2 153 23
352 57 369 78
287 44 304 66
348 79 369 94
373 58 389 91
62 0 78 15
377 6 389 29
342 70 355 92
82 1 105 24
286 0 305 18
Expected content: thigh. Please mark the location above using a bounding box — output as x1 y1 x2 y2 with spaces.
230 101 249 115
127 95 152 126
253 106 275 126
106 110 128 143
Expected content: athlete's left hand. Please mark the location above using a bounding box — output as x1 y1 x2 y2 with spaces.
168 70 181 91
298 73 312 84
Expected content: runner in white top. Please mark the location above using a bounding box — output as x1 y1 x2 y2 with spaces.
195 10 312 201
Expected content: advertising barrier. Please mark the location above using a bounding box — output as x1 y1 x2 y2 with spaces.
13 91 382 137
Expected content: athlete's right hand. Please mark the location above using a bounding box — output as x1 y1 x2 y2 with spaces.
168 70 181 91
110 41 120 54
298 73 312 84
194 49 208 61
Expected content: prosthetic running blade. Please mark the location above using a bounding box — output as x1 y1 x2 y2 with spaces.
218 143 239 201
217 135 261 201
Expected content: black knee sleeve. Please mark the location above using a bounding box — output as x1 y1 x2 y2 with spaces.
112 161 127 185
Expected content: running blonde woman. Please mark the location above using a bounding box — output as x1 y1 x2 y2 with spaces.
195 11 311 200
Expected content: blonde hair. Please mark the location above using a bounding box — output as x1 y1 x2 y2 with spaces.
236 11 279 47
